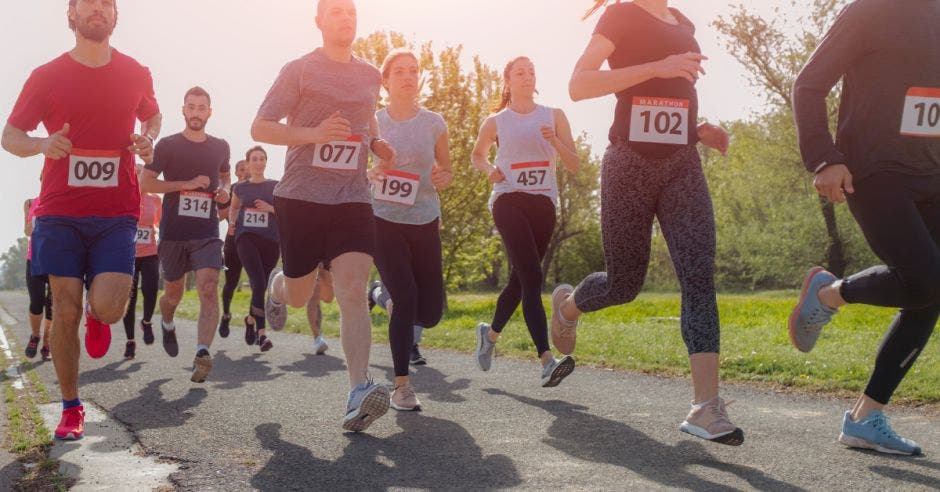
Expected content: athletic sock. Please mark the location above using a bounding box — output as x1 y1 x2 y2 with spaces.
413 325 425 345
63 398 81 410
162 320 175 332
196 344 209 355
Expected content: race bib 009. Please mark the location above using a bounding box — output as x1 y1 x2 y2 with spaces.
68 149 120 188
178 191 213 219
900 87 940 138
629 97 689 145
312 135 362 171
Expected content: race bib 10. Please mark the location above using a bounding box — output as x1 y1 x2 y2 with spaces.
243 208 269 228
313 135 362 171
179 191 213 219
629 97 689 145
374 170 420 206
136 226 155 245
68 149 120 188
510 161 553 192
900 87 940 138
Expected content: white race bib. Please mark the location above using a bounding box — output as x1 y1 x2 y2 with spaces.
136 226 155 245
510 161 553 192
629 97 690 145
68 149 120 188
243 208 269 228
900 87 940 138
312 135 362 171
374 170 420 206
178 191 213 219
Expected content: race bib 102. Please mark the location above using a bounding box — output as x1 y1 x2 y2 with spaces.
510 161 553 192
243 208 269 228
68 149 120 188
900 87 940 138
313 135 363 171
178 191 213 219
629 97 689 145
374 170 420 206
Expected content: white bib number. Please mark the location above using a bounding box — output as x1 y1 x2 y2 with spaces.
629 97 689 145
178 191 213 219
68 149 120 188
374 170 420 206
136 226 154 245
243 208 269 228
900 87 940 138
313 136 362 171
510 161 553 192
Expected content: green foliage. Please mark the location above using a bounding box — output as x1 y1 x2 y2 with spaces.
1 237 28 290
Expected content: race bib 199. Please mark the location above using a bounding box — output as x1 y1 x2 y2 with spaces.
313 135 362 171
900 87 940 138
510 161 553 192
629 97 689 145
374 170 420 206
178 191 213 219
136 226 155 245
243 208 269 228
68 149 120 188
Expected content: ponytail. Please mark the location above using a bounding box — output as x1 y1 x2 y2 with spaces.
582 0 619 20
493 56 532 112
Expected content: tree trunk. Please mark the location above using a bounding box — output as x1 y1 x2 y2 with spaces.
819 197 847 277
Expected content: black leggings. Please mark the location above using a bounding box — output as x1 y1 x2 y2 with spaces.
840 171 940 405
374 217 444 377
490 193 556 356
572 144 720 355
123 255 160 340
237 234 280 331
25 260 52 320
221 234 242 315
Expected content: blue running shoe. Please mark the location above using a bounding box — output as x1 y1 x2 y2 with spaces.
839 410 922 456
788 267 838 352
342 378 389 433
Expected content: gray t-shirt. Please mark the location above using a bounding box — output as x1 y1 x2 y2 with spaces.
256 49 382 205
374 108 447 225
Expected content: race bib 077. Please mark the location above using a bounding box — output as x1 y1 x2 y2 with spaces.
313 135 362 171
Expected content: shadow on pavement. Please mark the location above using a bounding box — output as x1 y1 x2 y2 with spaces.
80 360 145 385
108 378 208 432
869 466 940 490
484 388 805 492
251 412 520 490
277 353 346 380
370 364 470 403
209 350 285 390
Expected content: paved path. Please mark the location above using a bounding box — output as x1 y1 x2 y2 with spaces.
1 291 938 491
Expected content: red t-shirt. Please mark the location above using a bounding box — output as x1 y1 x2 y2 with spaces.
136 193 162 258
7 49 160 219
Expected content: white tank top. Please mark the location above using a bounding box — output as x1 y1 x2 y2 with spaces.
489 104 560 209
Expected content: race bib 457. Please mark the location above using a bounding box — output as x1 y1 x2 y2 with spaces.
901 87 940 138
629 97 689 145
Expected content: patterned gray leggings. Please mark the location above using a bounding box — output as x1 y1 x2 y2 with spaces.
572 143 720 354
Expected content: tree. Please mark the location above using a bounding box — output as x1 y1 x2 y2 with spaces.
1 238 28 290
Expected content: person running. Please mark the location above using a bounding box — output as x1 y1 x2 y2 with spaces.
371 49 454 411
2 0 161 440
121 164 162 359
229 146 279 352
790 0 940 456
369 280 426 364
219 159 248 338
251 0 396 432
23 193 52 361
140 86 230 383
308 264 334 355
550 0 741 445
470 56 580 388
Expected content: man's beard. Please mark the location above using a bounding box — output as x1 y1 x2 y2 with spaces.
75 14 115 42
187 118 206 131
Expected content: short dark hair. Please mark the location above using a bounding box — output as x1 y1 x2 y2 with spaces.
68 0 119 31
246 146 267 161
184 86 211 106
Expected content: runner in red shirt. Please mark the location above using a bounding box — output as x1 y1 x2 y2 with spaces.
1 0 161 441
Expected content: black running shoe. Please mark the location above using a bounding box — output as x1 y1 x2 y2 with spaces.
25 335 40 358
244 316 257 346
258 335 273 352
161 321 179 357
141 320 155 345
410 344 427 366
367 281 381 312
219 313 231 338
40 345 51 361
124 340 136 360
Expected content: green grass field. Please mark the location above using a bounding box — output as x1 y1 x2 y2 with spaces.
175 290 939 404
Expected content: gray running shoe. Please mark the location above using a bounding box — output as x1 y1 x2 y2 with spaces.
788 267 838 353
540 355 575 388
342 378 390 433
475 322 496 371
265 268 288 332
551 284 578 355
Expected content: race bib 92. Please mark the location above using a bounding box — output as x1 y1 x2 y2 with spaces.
178 191 213 219
629 97 689 145
900 87 940 138
136 226 155 245
68 149 120 188
510 161 553 192
313 135 362 171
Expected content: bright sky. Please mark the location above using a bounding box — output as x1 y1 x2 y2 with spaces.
0 0 783 253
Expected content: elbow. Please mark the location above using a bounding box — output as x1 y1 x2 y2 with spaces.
250 119 266 143
568 82 586 102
